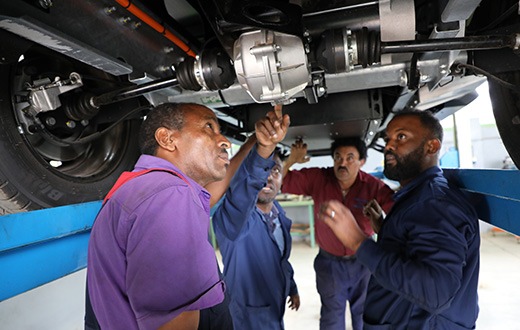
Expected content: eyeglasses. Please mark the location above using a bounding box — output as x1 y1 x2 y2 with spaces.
333 154 358 163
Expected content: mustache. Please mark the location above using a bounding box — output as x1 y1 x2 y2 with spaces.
219 148 229 158
338 166 348 171
385 150 396 157
263 182 275 190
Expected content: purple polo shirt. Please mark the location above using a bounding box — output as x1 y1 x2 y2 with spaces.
87 155 224 330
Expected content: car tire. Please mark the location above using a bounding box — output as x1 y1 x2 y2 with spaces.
0 52 142 215
488 71 520 169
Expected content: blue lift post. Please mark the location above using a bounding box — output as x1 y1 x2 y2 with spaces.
444 168 520 234
0 201 102 302
0 169 519 302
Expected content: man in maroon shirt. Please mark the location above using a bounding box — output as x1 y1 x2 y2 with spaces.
282 137 394 330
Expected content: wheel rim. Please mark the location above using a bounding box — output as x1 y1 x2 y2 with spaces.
11 52 138 180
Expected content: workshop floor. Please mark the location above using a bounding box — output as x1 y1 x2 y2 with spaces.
2 223 518 329
278 226 520 330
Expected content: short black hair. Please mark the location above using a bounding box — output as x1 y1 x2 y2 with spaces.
138 103 191 155
391 110 443 142
274 146 288 162
330 137 368 160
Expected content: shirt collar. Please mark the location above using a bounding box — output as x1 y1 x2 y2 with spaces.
257 204 279 219
393 166 443 202
135 154 203 187
134 154 211 210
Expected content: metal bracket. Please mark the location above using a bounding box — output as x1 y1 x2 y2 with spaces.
22 72 83 117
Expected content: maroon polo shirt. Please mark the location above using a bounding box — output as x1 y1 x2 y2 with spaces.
282 167 394 256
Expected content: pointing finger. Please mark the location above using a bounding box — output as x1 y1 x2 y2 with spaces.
274 104 283 120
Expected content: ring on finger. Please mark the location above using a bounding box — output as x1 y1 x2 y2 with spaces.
331 210 335 219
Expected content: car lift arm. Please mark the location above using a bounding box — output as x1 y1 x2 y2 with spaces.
1 169 519 302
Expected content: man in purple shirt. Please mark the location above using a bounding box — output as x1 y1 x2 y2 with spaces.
87 102 287 329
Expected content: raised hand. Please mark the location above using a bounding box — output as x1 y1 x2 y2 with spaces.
283 138 310 176
255 104 290 158
289 138 310 164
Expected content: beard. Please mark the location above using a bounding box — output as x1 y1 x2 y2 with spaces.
257 194 276 204
384 142 425 182
257 182 278 205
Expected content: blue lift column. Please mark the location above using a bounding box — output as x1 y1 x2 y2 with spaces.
0 201 101 301
444 168 520 235
0 169 519 302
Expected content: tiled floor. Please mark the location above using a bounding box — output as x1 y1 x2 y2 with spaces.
282 226 520 330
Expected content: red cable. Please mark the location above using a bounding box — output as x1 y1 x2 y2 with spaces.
115 0 196 57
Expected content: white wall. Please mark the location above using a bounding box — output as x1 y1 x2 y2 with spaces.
441 82 511 169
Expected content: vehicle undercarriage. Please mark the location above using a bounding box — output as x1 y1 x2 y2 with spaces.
0 0 519 212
